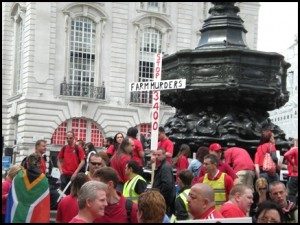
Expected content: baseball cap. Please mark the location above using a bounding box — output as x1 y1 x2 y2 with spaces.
209 143 222 152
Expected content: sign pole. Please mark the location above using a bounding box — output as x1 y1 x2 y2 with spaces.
128 53 186 188
150 53 162 187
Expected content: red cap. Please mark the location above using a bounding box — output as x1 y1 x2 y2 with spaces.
209 143 222 152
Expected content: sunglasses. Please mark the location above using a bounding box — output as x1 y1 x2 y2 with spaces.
258 187 267 191
90 162 102 166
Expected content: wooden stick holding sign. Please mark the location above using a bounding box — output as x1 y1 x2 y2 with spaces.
150 53 162 187
129 53 186 188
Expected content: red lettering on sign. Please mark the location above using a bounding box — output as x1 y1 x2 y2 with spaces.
152 121 158 130
153 102 159 110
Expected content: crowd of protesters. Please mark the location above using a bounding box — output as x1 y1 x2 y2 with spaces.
2 127 298 223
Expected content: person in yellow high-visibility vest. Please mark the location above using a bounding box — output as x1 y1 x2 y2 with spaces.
123 160 147 203
170 169 193 222
198 154 234 209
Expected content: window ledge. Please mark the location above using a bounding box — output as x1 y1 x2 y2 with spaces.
7 93 23 102
58 95 108 103
136 9 169 17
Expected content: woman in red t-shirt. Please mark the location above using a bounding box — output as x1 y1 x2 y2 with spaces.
254 130 279 184
173 144 191 183
106 132 124 159
110 138 133 192
56 173 89 223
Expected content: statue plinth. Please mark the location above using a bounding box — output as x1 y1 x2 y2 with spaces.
160 2 292 157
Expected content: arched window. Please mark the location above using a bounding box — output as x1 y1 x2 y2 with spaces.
130 14 173 104
51 118 104 147
139 27 162 81
69 17 96 97
139 123 151 138
61 3 107 99
137 28 162 103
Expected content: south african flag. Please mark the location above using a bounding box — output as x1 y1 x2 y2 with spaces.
5 169 50 223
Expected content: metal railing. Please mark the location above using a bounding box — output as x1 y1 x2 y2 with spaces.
130 91 153 104
60 82 105 100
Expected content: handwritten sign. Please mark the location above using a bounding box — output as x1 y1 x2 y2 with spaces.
129 79 186 92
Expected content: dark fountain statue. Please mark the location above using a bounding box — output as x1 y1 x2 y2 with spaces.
161 2 292 158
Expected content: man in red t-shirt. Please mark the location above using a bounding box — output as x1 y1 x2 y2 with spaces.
34 139 47 174
187 183 223 219
92 167 138 223
219 184 253 218
127 127 144 167
57 131 86 195
158 127 174 164
224 147 255 188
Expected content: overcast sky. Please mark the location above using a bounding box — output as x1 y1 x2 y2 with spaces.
257 2 298 53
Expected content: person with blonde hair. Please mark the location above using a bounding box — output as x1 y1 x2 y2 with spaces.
2 165 22 222
137 189 166 223
249 177 269 217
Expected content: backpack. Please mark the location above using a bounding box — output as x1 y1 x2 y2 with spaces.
125 198 133 223
262 145 277 175
61 145 86 173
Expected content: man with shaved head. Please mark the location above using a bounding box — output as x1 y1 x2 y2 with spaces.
187 183 223 219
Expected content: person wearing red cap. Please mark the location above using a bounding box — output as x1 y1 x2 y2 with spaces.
194 143 237 184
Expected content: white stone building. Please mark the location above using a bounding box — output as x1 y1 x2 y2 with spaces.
269 38 298 142
2 2 260 162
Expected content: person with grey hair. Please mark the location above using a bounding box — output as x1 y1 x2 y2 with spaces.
268 181 298 223
69 180 108 223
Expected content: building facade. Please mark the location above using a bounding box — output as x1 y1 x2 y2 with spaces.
2 2 260 162
269 38 298 142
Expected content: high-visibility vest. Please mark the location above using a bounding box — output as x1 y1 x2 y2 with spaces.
177 188 190 212
123 174 146 203
203 172 226 209
170 188 191 222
